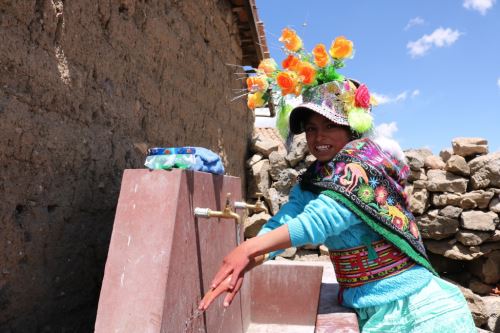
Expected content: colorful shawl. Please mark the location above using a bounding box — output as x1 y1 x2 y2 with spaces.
300 138 437 275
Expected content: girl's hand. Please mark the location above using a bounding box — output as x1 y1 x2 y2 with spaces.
210 243 252 291
198 274 244 311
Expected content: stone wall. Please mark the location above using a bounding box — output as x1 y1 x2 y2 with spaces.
245 132 499 332
0 1 254 331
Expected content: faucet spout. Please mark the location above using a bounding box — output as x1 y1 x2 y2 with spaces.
234 192 269 215
193 193 241 225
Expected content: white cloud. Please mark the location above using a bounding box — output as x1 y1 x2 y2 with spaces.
375 122 399 138
372 90 417 105
497 78 500 88
463 0 496 15
372 122 405 161
404 17 425 30
407 27 462 57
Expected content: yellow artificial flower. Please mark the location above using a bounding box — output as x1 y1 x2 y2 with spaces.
329 36 354 60
297 61 317 85
246 75 269 93
279 28 303 52
312 44 330 68
258 58 277 74
276 71 301 96
247 91 266 110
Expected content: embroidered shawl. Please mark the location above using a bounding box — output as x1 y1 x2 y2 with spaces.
300 138 437 275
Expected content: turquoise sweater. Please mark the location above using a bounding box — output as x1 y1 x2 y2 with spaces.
258 184 432 308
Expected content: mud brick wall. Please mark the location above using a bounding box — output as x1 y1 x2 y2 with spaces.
0 0 254 331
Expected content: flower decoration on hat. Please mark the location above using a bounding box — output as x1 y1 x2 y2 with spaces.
244 28 376 137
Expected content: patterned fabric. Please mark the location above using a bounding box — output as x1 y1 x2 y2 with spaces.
289 81 350 134
300 138 437 275
330 239 416 288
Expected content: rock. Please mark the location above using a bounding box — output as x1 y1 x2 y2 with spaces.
404 149 430 171
265 188 281 215
432 190 494 209
483 295 500 332
272 168 299 194
246 153 263 167
460 211 498 232
248 159 270 198
431 192 461 207
408 168 427 182
469 152 500 190
416 210 459 240
425 170 468 193
425 239 484 260
485 230 500 243
407 186 429 215
319 245 329 256
445 155 470 176
452 137 489 157
268 151 288 181
489 196 500 213
243 212 271 238
439 148 453 163
277 247 297 259
294 249 327 261
285 133 308 167
424 155 445 170
451 281 489 327
251 132 279 157
483 251 500 284
456 230 493 246
469 279 494 295
439 205 463 219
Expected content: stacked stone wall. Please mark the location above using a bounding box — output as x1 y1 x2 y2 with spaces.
0 1 253 331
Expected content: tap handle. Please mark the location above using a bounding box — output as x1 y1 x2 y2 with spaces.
234 201 247 209
225 192 232 208
255 192 263 202
194 207 210 218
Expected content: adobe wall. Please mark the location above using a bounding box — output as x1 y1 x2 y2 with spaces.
0 0 253 331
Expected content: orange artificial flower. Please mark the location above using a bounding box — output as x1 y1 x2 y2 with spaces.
258 58 277 74
247 91 266 110
282 54 300 71
246 75 269 93
297 61 316 85
312 44 330 68
329 36 354 60
276 71 301 96
279 28 303 52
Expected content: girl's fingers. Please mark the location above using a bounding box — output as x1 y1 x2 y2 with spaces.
211 267 232 289
223 277 244 307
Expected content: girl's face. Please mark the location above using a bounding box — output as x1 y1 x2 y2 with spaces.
304 113 352 162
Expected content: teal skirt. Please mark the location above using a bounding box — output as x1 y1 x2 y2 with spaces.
356 276 476 332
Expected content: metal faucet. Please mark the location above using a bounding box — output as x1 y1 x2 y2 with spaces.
194 193 242 244
194 193 241 225
234 192 269 215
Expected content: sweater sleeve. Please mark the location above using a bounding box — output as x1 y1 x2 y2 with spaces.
258 185 307 236
286 193 358 247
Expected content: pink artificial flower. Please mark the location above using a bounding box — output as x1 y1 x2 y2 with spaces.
354 84 371 109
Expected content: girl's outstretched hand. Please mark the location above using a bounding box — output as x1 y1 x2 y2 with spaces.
198 274 244 311
210 243 252 291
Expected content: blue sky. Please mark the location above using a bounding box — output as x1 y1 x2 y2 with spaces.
254 0 499 153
